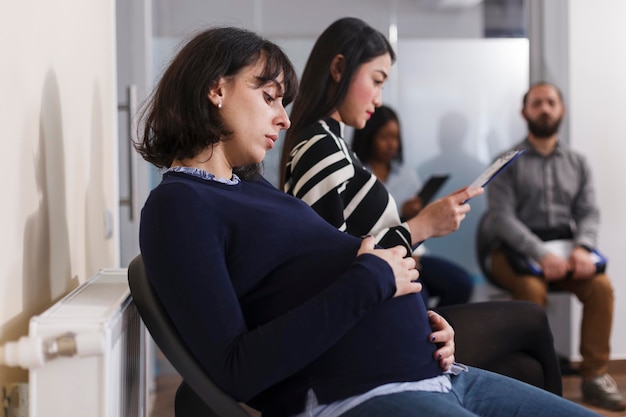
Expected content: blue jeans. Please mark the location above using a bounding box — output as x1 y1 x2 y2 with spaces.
339 367 600 417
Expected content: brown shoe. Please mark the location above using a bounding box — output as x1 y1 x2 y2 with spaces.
581 373 626 412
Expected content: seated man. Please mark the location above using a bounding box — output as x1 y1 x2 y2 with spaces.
479 81 625 412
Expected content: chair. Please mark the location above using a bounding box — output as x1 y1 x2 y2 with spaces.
127 254 252 417
476 212 498 287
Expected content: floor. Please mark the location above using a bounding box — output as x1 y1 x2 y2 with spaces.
149 354 626 417
561 362 626 417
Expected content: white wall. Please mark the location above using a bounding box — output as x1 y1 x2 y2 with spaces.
0 0 118 385
530 0 626 360
568 1 626 359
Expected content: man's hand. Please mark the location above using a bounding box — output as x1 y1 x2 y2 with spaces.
568 246 596 280
538 252 569 281
428 310 455 371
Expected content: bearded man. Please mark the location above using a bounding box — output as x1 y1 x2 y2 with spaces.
478 82 625 412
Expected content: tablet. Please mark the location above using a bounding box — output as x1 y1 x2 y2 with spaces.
469 149 525 189
416 174 450 205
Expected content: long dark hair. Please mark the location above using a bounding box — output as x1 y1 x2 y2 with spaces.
352 104 403 164
135 26 298 179
278 17 395 187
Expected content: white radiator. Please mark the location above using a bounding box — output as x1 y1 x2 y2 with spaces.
26 268 147 417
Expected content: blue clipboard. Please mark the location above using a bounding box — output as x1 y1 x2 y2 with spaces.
469 149 526 189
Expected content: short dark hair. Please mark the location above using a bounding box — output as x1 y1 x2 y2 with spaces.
279 17 396 187
522 81 564 107
352 105 403 164
135 26 298 178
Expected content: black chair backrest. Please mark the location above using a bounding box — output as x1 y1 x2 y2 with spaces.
475 211 509 290
127 255 251 417
475 212 491 279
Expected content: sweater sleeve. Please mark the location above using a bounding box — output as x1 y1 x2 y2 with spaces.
286 131 413 253
139 183 396 402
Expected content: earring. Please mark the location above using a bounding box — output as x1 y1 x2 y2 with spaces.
217 101 222 109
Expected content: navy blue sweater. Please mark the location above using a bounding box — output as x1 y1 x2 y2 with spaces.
139 172 441 416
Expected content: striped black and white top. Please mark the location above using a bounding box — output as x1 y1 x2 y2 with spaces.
283 117 413 252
